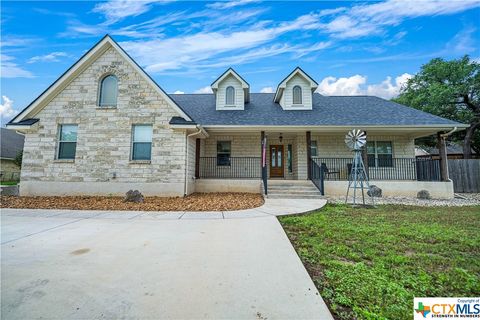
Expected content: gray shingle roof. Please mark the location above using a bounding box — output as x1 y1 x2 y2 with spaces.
169 93 464 127
0 128 25 159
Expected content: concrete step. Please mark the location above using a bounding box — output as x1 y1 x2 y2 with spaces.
267 189 320 195
267 194 325 199
268 186 318 192
268 180 315 186
263 180 323 199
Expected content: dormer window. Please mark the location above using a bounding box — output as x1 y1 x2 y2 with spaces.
293 85 302 104
226 86 235 105
99 75 118 106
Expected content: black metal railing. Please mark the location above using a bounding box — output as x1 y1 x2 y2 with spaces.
309 158 325 195
199 157 261 179
310 157 441 181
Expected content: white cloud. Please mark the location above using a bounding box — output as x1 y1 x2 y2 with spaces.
0 96 17 118
0 54 34 78
120 13 328 73
92 0 172 24
260 87 274 93
173 90 184 94
317 75 367 96
317 73 412 99
207 0 260 10
366 73 412 99
194 86 213 94
28 51 68 64
445 26 477 54
316 0 480 39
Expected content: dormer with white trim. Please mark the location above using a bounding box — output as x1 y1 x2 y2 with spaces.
211 68 250 111
274 67 318 110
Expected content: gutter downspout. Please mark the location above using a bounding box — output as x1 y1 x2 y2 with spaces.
184 126 206 196
439 127 457 181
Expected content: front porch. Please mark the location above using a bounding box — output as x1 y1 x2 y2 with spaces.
192 130 449 197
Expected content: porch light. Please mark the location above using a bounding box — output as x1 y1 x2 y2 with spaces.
279 133 283 143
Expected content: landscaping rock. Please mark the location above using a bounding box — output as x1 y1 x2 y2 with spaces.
124 190 144 203
417 190 431 200
367 185 382 198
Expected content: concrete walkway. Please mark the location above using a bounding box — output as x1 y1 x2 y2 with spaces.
0 198 327 221
1 198 332 319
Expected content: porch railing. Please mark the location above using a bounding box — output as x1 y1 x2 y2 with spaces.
199 157 261 179
309 159 325 195
311 157 441 181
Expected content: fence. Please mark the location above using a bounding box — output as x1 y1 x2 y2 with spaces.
448 159 480 192
311 157 441 181
199 157 261 179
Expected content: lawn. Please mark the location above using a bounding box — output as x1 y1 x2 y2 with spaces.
279 204 480 320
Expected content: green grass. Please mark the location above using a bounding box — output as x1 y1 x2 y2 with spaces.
279 204 480 320
0 181 18 186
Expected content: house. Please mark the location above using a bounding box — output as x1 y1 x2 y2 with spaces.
6 35 469 199
0 128 25 182
416 143 478 160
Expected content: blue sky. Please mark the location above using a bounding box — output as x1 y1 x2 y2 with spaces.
1 0 480 125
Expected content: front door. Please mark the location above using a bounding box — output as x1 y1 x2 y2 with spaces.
270 145 284 178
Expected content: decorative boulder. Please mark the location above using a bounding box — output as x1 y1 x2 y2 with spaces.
124 190 144 203
417 190 431 200
367 185 382 198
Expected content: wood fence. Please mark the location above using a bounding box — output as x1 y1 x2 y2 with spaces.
448 159 480 193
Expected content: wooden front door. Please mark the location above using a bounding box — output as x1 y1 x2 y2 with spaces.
270 145 284 177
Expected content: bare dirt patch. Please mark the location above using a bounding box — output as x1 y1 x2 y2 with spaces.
0 193 264 212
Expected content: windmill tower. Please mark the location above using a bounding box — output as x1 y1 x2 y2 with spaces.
344 130 374 206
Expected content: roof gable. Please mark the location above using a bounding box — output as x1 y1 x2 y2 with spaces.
8 35 192 125
211 68 249 89
274 67 318 103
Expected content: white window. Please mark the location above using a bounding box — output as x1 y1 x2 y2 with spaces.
367 141 393 167
293 85 302 104
132 125 152 160
99 75 118 106
226 86 235 105
57 124 78 160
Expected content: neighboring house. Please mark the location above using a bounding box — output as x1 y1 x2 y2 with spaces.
416 143 478 159
0 128 25 182
7 35 469 199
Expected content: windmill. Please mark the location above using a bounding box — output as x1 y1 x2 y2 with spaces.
344 129 374 206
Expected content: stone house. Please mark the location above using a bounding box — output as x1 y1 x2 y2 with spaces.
7 35 468 199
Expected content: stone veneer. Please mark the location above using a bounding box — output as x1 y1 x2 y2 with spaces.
20 46 188 196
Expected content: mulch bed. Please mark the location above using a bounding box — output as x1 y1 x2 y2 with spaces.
0 193 264 212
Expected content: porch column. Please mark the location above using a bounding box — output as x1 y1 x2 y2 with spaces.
361 130 369 176
261 131 267 195
306 131 311 179
437 132 449 181
195 138 200 179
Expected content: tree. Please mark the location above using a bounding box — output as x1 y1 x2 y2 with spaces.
394 56 480 158
13 150 23 168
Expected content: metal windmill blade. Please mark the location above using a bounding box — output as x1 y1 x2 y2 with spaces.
345 129 367 150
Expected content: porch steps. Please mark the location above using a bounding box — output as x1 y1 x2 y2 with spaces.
265 180 324 199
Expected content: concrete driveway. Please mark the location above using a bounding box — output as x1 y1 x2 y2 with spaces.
1 210 332 319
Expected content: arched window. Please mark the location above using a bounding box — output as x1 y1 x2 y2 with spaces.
293 85 302 104
99 75 118 106
225 86 235 105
